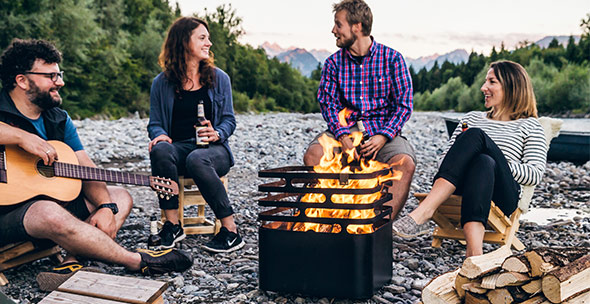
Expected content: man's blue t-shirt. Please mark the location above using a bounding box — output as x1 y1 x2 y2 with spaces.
28 114 84 151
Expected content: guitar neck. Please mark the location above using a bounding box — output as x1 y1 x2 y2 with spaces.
54 162 150 186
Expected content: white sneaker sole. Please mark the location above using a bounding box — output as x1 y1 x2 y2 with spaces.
202 239 245 253
160 233 186 249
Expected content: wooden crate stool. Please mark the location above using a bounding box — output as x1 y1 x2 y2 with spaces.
160 176 224 235
0 242 62 286
39 271 167 304
414 193 525 250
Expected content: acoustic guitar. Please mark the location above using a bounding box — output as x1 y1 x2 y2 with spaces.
0 140 178 205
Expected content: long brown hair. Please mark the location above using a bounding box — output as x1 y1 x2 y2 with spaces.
158 17 215 92
488 60 538 120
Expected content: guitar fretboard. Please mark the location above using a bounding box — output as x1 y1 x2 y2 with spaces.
54 162 151 186
0 146 6 183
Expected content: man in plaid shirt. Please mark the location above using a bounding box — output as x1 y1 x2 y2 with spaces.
304 0 416 219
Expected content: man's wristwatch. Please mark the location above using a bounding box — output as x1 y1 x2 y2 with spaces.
97 203 119 215
214 130 220 141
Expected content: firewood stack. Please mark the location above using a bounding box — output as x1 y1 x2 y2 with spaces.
422 246 590 304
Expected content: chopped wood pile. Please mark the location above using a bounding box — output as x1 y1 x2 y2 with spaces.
422 246 590 304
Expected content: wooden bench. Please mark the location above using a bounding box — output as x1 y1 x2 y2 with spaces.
0 242 62 286
39 271 168 304
160 176 224 236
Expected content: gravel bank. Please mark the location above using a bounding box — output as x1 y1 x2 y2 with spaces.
1 112 589 304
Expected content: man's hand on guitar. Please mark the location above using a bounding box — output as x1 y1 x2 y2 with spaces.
89 208 118 239
148 134 172 152
19 132 58 165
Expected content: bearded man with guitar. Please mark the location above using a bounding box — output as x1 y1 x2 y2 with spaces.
0 39 192 291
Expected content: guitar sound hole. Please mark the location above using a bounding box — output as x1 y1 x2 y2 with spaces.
36 159 56 178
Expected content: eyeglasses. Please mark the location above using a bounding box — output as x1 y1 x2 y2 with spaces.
23 71 64 82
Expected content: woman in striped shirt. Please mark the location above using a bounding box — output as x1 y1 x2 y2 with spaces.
392 60 548 257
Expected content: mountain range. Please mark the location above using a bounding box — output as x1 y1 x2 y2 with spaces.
259 35 581 77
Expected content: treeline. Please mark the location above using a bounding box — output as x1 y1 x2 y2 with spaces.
410 13 590 115
0 1 319 118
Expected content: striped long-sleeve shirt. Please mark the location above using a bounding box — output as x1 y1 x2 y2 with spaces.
317 39 413 140
441 111 548 186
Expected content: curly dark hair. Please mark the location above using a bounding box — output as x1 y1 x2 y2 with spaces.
159 17 215 94
0 39 62 91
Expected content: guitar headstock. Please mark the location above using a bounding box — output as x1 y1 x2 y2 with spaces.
149 176 179 200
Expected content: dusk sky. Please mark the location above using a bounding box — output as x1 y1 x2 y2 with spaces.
176 0 590 58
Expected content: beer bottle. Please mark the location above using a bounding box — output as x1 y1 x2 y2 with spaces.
147 214 161 250
461 121 468 132
195 100 208 148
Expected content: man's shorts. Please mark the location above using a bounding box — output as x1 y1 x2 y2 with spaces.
306 125 416 165
0 194 91 247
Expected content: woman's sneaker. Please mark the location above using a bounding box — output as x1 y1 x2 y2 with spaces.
202 227 245 253
137 248 193 275
159 221 185 249
391 215 430 238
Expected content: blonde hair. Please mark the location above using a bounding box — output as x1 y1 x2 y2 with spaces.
488 60 538 120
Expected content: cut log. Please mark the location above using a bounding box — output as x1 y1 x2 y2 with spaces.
495 272 531 287
480 273 500 289
422 269 461 304
462 283 488 294
522 279 542 295
465 292 491 304
454 273 474 299
460 246 512 279
519 295 549 304
501 254 530 273
542 254 590 303
563 290 590 304
487 288 513 304
525 247 589 278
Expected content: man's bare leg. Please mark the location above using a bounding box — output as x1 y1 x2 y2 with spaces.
303 143 323 166
59 186 133 264
24 200 141 271
386 154 415 219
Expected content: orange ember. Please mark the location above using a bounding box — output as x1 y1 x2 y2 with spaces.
292 109 402 234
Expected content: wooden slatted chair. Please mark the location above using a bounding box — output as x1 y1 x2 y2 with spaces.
0 242 62 286
160 176 224 235
415 117 562 250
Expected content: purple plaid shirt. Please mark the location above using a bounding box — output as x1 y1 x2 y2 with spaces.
318 39 413 140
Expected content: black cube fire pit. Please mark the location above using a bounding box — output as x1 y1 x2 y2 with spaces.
258 166 393 299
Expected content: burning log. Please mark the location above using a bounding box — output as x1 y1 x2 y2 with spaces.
542 254 590 303
421 269 461 304
460 246 512 279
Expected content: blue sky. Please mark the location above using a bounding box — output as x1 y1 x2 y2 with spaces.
176 0 590 58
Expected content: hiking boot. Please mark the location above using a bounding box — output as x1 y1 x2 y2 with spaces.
159 221 185 249
202 227 245 253
137 248 193 275
391 215 430 238
36 262 104 291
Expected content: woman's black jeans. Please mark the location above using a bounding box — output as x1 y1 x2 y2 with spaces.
434 128 520 227
150 139 234 220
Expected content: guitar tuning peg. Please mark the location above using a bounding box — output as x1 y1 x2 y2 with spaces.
159 193 164 199
166 195 170 200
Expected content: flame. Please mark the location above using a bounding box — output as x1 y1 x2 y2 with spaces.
293 108 403 234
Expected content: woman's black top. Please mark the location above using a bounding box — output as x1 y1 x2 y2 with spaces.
171 86 213 142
